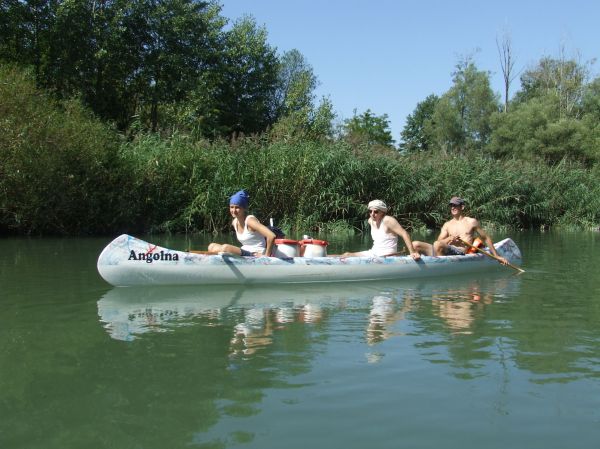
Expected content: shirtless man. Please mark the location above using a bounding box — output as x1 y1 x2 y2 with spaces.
413 196 508 264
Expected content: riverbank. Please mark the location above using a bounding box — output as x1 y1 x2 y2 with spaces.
2 65 599 236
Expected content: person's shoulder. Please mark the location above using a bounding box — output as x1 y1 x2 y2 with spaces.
383 215 403 230
464 216 479 226
382 215 399 225
246 215 261 226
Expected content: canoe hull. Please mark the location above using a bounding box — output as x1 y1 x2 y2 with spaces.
97 234 522 287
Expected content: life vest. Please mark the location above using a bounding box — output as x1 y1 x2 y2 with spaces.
466 237 484 254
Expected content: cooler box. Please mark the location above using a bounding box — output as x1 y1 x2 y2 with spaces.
274 239 300 258
299 239 328 257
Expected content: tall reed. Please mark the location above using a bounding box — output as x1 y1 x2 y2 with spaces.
2 64 599 235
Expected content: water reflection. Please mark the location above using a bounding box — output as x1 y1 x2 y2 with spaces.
431 277 512 334
98 274 521 350
97 284 342 343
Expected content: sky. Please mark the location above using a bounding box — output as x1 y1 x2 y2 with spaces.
219 0 600 143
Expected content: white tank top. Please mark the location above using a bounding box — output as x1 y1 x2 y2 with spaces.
370 218 398 256
234 215 265 253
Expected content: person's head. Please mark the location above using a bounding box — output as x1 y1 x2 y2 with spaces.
367 200 388 220
229 190 249 215
449 196 465 215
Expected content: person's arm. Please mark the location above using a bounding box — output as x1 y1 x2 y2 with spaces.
247 216 276 256
386 217 421 260
473 221 508 265
436 223 451 243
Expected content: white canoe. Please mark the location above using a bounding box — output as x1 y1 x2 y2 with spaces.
97 234 523 287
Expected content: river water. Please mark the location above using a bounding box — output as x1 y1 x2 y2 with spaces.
1 230 599 449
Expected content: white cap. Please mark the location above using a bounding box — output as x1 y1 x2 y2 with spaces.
367 200 388 212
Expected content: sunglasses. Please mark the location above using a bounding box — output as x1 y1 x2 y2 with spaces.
369 209 381 215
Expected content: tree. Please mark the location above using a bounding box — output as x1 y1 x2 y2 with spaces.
496 31 518 113
513 50 593 119
125 0 224 132
202 15 279 137
274 49 318 116
1 0 226 131
269 49 335 141
342 109 395 148
488 95 598 165
399 94 439 153
0 0 55 78
582 76 600 119
431 57 499 154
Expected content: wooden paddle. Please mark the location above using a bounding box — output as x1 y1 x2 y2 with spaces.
187 249 247 257
187 249 219 255
458 238 525 273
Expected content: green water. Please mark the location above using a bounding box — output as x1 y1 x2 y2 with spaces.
1 231 600 449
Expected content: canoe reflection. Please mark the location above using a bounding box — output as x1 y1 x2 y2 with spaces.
98 283 347 342
98 275 521 349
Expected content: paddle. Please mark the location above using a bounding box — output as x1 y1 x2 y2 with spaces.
187 250 219 255
458 238 525 273
187 249 246 257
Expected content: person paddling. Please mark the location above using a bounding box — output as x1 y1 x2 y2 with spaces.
412 196 508 265
208 190 275 257
342 200 421 260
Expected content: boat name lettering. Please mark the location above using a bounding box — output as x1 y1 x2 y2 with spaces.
128 250 179 263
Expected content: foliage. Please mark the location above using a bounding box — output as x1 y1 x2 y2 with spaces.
269 49 335 142
431 57 500 154
2 63 598 236
488 92 600 165
399 94 439 153
0 64 132 235
513 54 592 118
581 76 600 119
342 109 395 148
197 15 280 137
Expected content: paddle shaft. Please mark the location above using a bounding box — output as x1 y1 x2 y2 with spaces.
458 238 525 273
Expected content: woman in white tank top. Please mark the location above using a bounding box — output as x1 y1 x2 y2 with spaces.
208 190 276 257
342 199 421 259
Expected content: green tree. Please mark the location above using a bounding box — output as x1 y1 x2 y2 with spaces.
199 15 279 137
581 76 600 119
1 0 225 132
0 0 55 78
399 94 439 153
269 49 335 141
131 0 224 132
274 49 318 116
342 109 395 148
488 95 597 165
431 57 499 154
513 54 591 119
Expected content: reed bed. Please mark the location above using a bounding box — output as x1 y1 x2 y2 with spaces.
118 137 600 236
2 64 599 235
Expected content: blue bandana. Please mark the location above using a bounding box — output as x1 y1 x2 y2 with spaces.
229 190 249 209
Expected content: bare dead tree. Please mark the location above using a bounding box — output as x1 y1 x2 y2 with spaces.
496 32 518 112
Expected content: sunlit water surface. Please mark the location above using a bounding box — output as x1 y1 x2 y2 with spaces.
1 231 599 449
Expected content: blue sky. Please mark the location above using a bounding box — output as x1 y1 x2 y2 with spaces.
220 0 600 142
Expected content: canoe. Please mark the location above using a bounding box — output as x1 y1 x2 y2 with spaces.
97 234 523 287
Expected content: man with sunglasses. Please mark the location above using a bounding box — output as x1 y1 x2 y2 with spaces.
342 200 421 259
413 196 508 264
